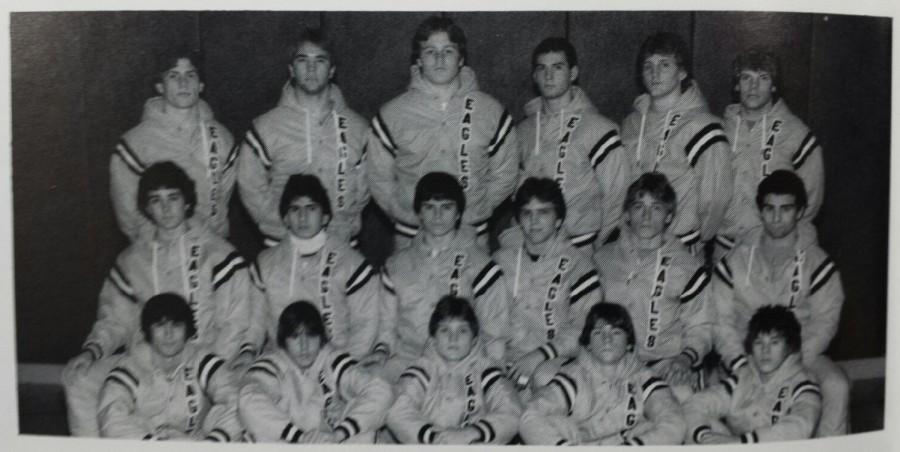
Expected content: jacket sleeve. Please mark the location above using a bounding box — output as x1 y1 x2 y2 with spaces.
474 367 523 444
386 364 435 444
366 114 401 221
237 124 285 242
625 376 685 445
589 128 631 242
245 259 271 355
802 257 844 360
210 250 253 361
746 380 821 443
199 354 243 442
519 371 580 445
547 264 602 360
687 121 733 242
239 357 305 443
83 260 141 361
678 266 714 367
332 353 393 438
344 257 380 358
374 268 398 356
792 131 825 222
471 260 510 361
98 366 153 439
109 139 149 241
485 109 519 211
683 380 734 444
711 257 747 370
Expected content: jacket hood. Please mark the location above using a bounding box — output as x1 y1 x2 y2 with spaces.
736 221 819 252
723 98 793 122
276 81 350 117
632 80 711 116
409 65 480 99
141 96 215 128
411 225 479 254
130 340 200 375
422 336 488 374
136 217 212 246
523 85 598 117
748 352 804 388
614 222 686 257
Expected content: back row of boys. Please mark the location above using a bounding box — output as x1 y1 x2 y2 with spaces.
63 15 844 443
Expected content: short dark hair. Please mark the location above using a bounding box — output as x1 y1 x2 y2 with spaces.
744 305 802 355
141 293 197 343
138 161 197 220
277 301 328 349
514 177 566 223
755 169 808 211
428 295 480 338
413 172 466 220
155 46 204 83
733 46 781 101
637 32 692 92
287 27 337 66
532 37 578 69
624 172 677 215
279 174 333 219
411 16 468 65
579 302 636 347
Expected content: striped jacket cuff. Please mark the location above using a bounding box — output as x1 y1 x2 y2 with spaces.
418 424 437 444
205 429 230 442
693 425 712 443
539 342 558 360
473 419 496 443
84 342 103 361
741 431 759 443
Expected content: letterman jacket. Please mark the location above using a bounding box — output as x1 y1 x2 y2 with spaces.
517 86 631 246
248 233 379 358
387 342 523 444
594 229 713 368
493 232 603 362
111 97 237 240
684 354 821 443
238 83 370 246
620 81 733 246
713 223 844 372
81 219 254 363
377 230 510 362
367 66 518 239
520 350 685 445
97 342 242 441
717 99 825 249
238 344 393 443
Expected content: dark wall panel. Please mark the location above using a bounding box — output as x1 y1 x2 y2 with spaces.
692 12 813 117
570 12 693 122
807 14 891 360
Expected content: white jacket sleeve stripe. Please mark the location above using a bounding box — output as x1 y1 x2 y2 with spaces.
345 261 375 296
472 261 503 299
481 367 503 394
487 111 513 157
331 353 356 388
106 368 139 400
198 354 225 390
809 257 837 295
641 377 669 402
685 123 727 167
244 126 272 168
549 374 577 414
115 140 146 175
792 380 822 402
108 264 137 302
380 271 396 294
223 143 240 171
589 130 622 169
212 252 247 291
371 114 397 157
792 133 819 168
714 259 733 288
399 366 430 390
247 359 279 379
680 268 710 303
569 270 601 305
281 423 303 442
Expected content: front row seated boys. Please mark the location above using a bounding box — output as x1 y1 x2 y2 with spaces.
387 295 523 444
97 294 243 441
685 305 822 444
520 302 686 445
239 301 393 443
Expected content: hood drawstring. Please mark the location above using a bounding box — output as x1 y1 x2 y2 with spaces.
512 246 523 299
732 116 741 155
303 108 312 165
533 109 541 156
636 113 647 164
746 244 755 286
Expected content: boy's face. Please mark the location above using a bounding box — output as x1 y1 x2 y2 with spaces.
759 193 802 240
533 51 577 101
625 192 672 241
586 319 630 365
751 331 793 376
418 198 460 238
519 198 562 247
284 326 323 370
156 58 204 110
289 41 335 96
149 319 189 358
417 31 463 86
145 187 190 232
433 318 476 362
641 53 686 99
284 196 330 239
738 69 775 112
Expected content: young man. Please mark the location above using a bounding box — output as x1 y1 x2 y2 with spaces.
247 174 380 359
368 16 519 249
620 32 733 250
97 294 242 441
716 48 825 257
238 28 370 247
494 177 602 389
63 162 254 436
111 47 237 240
713 170 848 436
514 37 630 249
239 301 393 443
520 302 685 445
374 172 510 381
387 296 522 444
593 172 713 400
685 305 821 444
